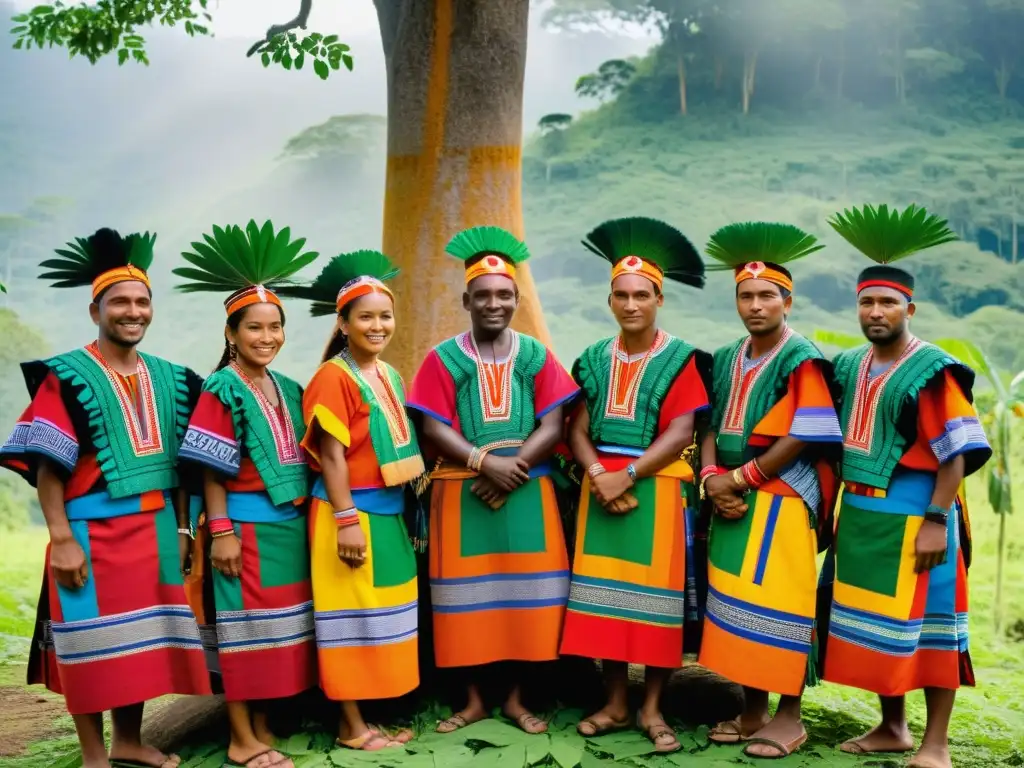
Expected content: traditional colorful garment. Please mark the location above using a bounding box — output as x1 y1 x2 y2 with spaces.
560 330 710 668
302 353 424 700
698 328 842 696
823 341 990 695
1 343 211 714
408 331 579 667
178 365 316 702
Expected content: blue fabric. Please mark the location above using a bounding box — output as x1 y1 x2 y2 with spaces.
225 491 301 523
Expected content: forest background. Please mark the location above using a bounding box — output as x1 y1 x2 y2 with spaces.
0 0 1022 766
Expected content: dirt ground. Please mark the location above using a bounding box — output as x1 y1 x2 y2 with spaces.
0 669 67 757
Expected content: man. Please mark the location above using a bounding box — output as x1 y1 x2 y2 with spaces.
407 226 579 735
559 217 710 754
0 229 211 768
823 204 991 768
697 222 843 759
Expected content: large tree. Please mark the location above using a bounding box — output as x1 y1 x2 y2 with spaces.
10 0 552 376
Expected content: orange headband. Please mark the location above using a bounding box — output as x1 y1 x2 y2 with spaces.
611 255 664 291
91 265 151 299
336 276 394 312
224 284 282 316
465 254 516 285
734 261 793 293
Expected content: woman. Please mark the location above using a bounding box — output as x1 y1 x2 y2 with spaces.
283 250 425 751
175 221 320 768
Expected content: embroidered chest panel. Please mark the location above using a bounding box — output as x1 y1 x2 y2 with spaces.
603 330 671 422
719 327 794 437
86 344 164 458
229 365 303 466
843 338 923 456
338 353 413 449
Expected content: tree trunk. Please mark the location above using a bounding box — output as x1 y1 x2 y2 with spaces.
677 51 687 115
742 50 758 114
996 53 1012 114
373 0 550 378
714 55 724 91
836 33 846 99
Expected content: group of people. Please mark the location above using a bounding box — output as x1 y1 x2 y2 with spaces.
0 206 990 768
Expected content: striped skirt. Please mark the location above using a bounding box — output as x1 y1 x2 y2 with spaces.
29 505 211 714
311 489 419 701
429 466 570 667
698 490 818 696
823 471 972 695
560 458 688 669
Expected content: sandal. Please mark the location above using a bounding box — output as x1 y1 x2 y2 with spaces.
709 719 755 745
507 712 547 735
336 732 401 752
636 712 681 754
577 714 631 737
223 750 290 767
369 725 414 744
742 734 808 760
436 714 473 734
111 759 181 768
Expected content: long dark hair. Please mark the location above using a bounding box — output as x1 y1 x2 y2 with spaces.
215 302 287 372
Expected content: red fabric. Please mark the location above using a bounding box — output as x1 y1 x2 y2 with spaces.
657 355 710 431
188 391 264 490
560 608 681 668
533 350 580 417
407 349 458 426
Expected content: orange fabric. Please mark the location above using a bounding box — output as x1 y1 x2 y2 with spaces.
734 262 793 292
465 254 515 284
899 369 974 471
301 360 386 489
611 256 664 290
745 359 835 497
224 285 283 316
91 266 150 299
335 279 393 312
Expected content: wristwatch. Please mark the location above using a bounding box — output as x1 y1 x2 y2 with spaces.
924 504 949 526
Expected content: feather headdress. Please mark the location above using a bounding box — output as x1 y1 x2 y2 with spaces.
582 216 704 290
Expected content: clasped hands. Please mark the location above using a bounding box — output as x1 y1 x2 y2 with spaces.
705 472 750 519
471 453 530 509
590 468 638 515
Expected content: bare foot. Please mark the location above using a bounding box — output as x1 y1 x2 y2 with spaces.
840 722 914 755
908 743 952 768
108 743 181 768
436 703 488 734
745 714 807 758
252 713 276 746
577 707 631 737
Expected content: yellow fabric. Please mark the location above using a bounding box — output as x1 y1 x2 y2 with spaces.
91 265 151 298
465 254 516 284
734 262 793 292
611 255 664 290
303 403 352 466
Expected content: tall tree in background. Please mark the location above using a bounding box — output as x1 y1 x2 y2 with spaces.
979 0 1024 106
10 0 552 376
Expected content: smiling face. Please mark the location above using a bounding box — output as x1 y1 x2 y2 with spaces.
341 291 395 357
858 286 915 345
227 302 285 369
464 274 518 336
609 273 662 333
736 277 790 337
90 280 153 347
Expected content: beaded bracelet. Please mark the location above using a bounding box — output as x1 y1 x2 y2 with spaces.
207 517 234 535
740 459 768 489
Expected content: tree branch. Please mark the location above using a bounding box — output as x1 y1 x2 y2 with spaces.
246 0 314 57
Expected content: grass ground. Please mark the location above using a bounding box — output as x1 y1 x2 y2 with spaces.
1 472 1022 767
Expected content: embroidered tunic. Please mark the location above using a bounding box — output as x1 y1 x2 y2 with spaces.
560 331 711 668
698 329 843 696
823 339 991 695
302 354 424 700
178 364 316 702
408 332 579 667
0 344 211 715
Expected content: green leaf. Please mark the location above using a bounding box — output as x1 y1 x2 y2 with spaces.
548 730 586 768
11 13 29 21
30 5 54 16
279 732 314 755
262 51 270 67
323 34 339 45
282 50 292 70
10 25 26 34
314 58 329 80
13 38 24 49
295 51 304 69
329 57 341 71
456 718 529 748
580 732 656 760
342 53 354 71
117 48 129 65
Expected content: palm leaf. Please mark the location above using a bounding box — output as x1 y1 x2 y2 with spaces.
173 220 319 294
38 229 155 289
705 222 824 270
582 216 704 288
827 204 958 264
277 250 400 317
445 226 531 264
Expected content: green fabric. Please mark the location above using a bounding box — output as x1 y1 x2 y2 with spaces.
213 521 245 612
43 349 190 499
254 516 311 588
707 490 758 577
330 356 422 475
434 332 548 448
833 496 906 598
203 367 309 507
581 476 656 566
368 513 416 588
459 478 547 556
155 506 183 586
711 331 823 468
833 341 963 488
574 334 697 450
